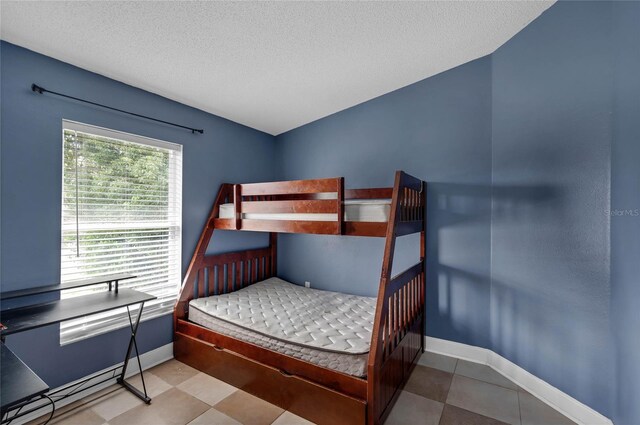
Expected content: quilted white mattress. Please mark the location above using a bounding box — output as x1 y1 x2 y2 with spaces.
218 199 391 222
188 277 376 377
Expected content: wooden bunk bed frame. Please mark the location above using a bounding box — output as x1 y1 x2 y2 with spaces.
174 171 426 425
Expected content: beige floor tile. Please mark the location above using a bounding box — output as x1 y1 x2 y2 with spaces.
455 360 519 390
187 408 242 425
404 364 453 402
440 404 510 425
214 391 284 425
447 375 521 425
25 398 84 425
146 359 199 386
418 351 458 373
27 402 105 425
83 385 144 421
385 391 444 425
52 409 106 425
108 387 209 425
271 411 316 425
519 391 576 425
177 372 237 406
127 371 173 398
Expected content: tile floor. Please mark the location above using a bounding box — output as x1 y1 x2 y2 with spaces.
29 353 577 425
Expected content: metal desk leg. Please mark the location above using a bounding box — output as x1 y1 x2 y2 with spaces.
0 394 54 425
116 303 151 404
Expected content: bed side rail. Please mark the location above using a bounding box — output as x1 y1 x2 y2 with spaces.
241 177 342 196
238 187 392 201
344 188 393 199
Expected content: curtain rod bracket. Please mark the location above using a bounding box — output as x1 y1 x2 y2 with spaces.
31 83 204 135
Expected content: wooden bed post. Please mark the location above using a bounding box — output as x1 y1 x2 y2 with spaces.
380 171 403 279
234 184 242 230
421 182 427 353
367 171 403 425
337 177 345 235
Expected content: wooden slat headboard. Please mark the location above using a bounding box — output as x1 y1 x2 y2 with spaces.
175 234 277 322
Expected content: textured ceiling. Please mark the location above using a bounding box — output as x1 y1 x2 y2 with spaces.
1 1 553 135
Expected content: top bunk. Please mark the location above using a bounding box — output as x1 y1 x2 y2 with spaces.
211 170 424 237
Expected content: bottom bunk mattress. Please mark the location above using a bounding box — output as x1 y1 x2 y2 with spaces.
188 277 376 377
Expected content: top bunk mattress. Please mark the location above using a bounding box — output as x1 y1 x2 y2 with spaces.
188 277 376 355
218 199 391 222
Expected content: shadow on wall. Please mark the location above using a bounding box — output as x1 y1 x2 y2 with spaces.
489 275 613 399
426 182 558 350
425 182 491 348
490 178 614 410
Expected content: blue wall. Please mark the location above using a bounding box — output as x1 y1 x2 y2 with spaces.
275 2 639 421
490 0 615 416
276 56 494 350
491 3 640 421
0 41 276 387
610 2 640 424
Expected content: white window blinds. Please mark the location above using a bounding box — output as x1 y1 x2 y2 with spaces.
60 121 182 345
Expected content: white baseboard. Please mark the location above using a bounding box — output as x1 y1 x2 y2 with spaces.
12 343 174 425
12 339 612 425
424 337 613 425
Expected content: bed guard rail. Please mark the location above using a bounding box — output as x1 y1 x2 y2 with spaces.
211 171 424 237
214 177 346 235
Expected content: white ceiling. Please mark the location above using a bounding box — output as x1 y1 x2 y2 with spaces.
1 1 553 135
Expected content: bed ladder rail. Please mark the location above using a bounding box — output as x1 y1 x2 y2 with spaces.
174 181 277 323
367 170 426 425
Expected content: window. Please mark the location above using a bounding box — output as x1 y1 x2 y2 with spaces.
60 121 182 345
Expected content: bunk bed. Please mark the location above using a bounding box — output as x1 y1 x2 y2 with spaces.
174 171 426 425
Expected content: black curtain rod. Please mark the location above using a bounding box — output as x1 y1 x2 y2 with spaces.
31 83 204 134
